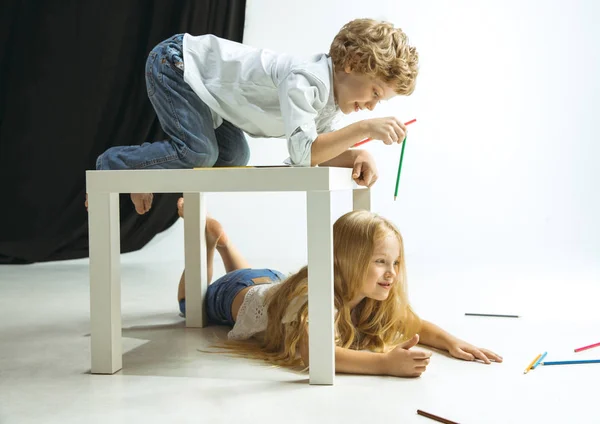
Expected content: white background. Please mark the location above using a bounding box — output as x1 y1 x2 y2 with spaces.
232 0 600 275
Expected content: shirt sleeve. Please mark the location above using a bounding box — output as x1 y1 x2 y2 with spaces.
318 109 341 135
278 71 328 167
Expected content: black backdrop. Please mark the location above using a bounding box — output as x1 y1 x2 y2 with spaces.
0 0 246 264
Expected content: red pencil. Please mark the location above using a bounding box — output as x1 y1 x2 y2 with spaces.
575 341 600 353
353 118 417 147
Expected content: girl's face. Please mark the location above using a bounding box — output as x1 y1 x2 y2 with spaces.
333 66 397 114
350 232 401 308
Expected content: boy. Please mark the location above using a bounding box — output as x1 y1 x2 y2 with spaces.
95 19 419 214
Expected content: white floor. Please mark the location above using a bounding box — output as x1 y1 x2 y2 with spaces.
1 218 599 424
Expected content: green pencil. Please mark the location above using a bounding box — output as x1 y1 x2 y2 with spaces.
394 136 407 201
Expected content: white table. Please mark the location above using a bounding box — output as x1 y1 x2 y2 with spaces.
86 167 371 385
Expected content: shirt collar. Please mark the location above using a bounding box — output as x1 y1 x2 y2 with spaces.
325 55 340 112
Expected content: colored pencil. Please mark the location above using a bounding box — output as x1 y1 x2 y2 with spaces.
574 341 600 353
416 409 459 424
531 352 547 370
465 313 520 318
352 118 416 147
542 359 600 366
393 134 407 201
524 353 542 374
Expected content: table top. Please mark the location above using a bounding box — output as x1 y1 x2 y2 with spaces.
86 166 360 193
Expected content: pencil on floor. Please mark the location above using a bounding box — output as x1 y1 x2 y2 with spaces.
465 313 520 318
542 359 600 366
416 409 459 424
574 341 600 353
532 352 547 370
524 353 542 374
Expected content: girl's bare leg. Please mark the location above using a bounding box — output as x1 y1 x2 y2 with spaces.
216 239 250 273
176 197 250 302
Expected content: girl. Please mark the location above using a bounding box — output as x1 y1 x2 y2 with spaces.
177 199 502 377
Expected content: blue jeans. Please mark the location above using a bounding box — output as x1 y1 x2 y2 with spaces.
96 34 250 170
179 268 285 326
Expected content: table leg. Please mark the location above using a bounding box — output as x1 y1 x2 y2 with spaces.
183 192 208 327
306 190 335 385
88 192 122 374
352 187 371 211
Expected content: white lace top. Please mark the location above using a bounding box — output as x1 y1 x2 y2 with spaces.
228 283 308 341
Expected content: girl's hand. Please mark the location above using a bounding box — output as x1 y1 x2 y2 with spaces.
446 337 503 364
383 334 431 378
362 117 407 145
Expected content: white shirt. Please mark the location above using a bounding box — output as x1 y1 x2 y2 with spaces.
182 34 340 166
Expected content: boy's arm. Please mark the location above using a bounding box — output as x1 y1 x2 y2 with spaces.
309 116 407 166
319 148 362 168
318 148 379 187
310 122 369 166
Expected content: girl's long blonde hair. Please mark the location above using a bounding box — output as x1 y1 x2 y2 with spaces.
219 210 421 369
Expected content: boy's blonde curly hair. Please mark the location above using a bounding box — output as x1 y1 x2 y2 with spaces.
329 19 419 95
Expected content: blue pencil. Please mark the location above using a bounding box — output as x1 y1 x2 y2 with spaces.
542 359 600 366
532 352 547 369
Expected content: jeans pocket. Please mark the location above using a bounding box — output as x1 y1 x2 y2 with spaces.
164 43 185 76
145 51 158 97
167 59 184 75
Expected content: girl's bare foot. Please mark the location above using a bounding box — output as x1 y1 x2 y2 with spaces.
177 197 229 248
131 193 153 215
207 217 229 248
176 212 231 301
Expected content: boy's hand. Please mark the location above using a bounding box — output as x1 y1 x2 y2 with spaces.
446 336 503 364
382 334 431 377
352 150 378 187
362 117 407 145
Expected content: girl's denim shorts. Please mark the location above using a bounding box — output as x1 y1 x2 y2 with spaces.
179 268 285 326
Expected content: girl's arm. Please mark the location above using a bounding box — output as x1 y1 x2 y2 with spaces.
334 347 388 375
418 320 503 364
299 334 385 375
417 320 455 351
298 327 430 377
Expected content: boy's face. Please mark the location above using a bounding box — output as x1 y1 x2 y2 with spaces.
334 66 397 114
